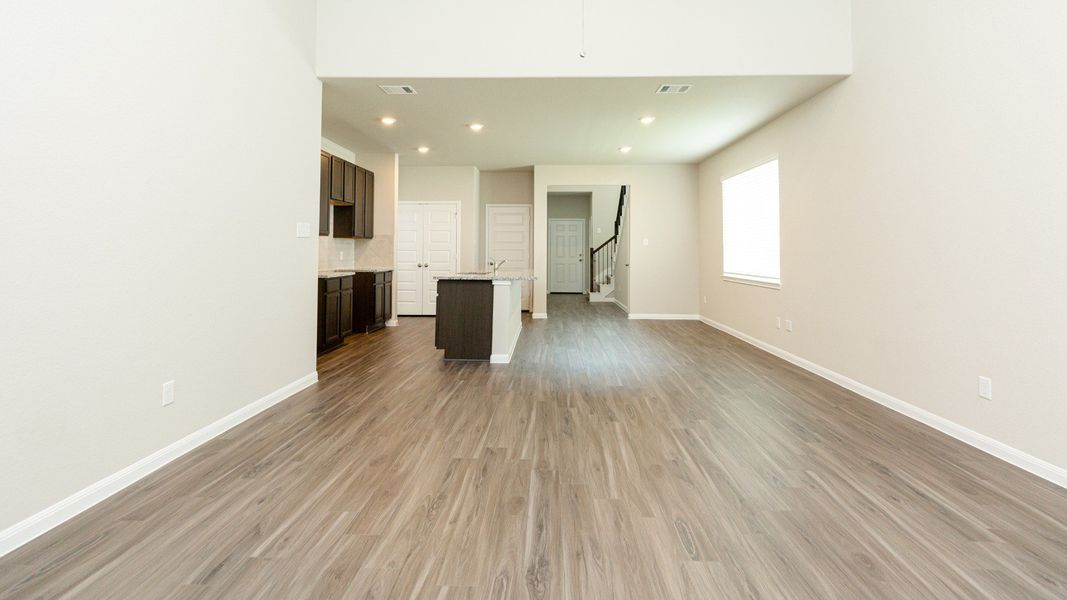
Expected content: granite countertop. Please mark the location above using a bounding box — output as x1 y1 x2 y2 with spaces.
434 272 536 281
317 267 392 279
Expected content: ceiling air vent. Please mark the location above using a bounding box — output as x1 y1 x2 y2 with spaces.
378 84 418 95
655 84 692 94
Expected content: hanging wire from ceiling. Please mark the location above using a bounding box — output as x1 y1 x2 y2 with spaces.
579 0 587 58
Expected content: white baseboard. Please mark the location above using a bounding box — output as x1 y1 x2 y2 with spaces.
490 323 523 364
588 295 613 303
628 313 700 320
0 371 319 558
612 298 629 313
698 316 1067 490
385 318 399 327
532 312 548 320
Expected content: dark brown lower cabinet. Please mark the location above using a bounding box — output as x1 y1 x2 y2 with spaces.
318 275 354 354
340 277 353 337
354 270 392 333
434 280 494 360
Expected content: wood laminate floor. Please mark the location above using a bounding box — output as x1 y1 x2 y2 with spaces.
3 294 1067 599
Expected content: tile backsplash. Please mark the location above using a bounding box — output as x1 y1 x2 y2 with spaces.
318 234 394 271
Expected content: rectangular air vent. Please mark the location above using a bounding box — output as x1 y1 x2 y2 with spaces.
655 84 692 94
378 84 418 95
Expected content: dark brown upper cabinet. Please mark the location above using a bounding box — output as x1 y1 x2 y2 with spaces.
329 156 345 203
365 170 375 238
343 162 357 204
323 151 374 240
319 152 330 236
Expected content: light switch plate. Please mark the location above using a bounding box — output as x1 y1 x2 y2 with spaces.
162 380 175 406
296 222 311 238
978 376 992 400
642 238 649 246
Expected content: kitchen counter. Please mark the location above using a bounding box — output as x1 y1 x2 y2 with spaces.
433 272 536 281
318 267 392 278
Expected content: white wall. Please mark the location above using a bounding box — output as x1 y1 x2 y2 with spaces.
547 193 591 220
534 166 699 317
698 0 1067 473
550 185 621 249
317 0 852 78
398 166 480 271
0 0 321 537
478 170 533 267
480 170 533 205
614 199 631 310
319 137 399 273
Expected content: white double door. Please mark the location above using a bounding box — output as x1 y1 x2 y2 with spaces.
396 202 459 315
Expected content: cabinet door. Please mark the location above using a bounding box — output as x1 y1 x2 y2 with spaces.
324 290 341 347
343 162 356 204
319 153 330 235
383 280 392 322
317 280 327 352
364 171 375 238
340 288 353 336
354 167 367 237
374 284 385 324
330 157 345 202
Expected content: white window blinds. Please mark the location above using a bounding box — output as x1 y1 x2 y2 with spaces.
722 159 781 287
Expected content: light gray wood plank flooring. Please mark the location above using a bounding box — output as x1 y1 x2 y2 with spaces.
2 294 1066 598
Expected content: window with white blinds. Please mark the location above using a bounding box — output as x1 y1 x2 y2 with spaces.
722 159 781 288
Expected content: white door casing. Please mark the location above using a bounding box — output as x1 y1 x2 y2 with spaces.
396 203 423 316
396 202 459 315
549 218 585 293
485 204 532 311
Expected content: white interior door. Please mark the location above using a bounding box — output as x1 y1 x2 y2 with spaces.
396 202 458 315
396 203 423 315
422 204 458 316
549 219 585 293
485 205 532 311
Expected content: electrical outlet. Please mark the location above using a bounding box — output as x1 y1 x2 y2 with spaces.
295 222 311 238
162 380 175 406
340 251 344 261
978 376 992 400
596 227 602 234
703 296 708 304
785 319 793 332
776 317 781 329
642 238 649 246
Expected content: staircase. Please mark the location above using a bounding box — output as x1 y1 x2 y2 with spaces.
589 186 628 302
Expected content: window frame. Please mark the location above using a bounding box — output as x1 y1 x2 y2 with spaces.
720 157 782 290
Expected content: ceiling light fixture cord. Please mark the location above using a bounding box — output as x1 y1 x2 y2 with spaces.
579 0 586 58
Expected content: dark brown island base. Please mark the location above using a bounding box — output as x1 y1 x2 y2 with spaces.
433 273 536 362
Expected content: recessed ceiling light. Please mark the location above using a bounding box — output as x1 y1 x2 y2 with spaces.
639 116 656 125
380 116 397 126
417 146 430 154
468 123 484 132
619 146 632 154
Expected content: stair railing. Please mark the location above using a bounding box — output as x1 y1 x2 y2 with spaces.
589 186 628 293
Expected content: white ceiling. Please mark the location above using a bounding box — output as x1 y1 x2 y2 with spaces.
321 76 844 170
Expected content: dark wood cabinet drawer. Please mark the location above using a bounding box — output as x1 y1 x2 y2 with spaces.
325 277 341 293
340 276 353 290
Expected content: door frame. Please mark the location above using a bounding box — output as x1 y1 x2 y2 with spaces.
485 203 533 310
547 217 587 294
396 201 461 315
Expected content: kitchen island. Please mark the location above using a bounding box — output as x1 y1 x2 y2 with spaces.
433 273 536 363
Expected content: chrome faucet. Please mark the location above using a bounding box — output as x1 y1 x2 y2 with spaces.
488 257 508 275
